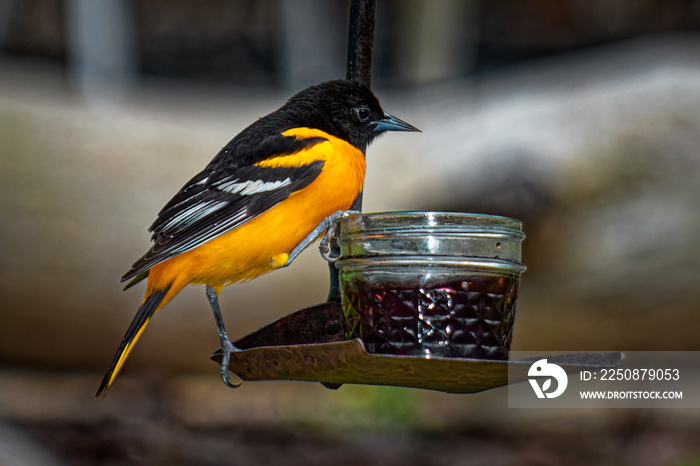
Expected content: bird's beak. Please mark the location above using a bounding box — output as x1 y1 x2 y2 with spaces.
372 112 421 132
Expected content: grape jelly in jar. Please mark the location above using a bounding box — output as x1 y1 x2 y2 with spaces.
332 212 526 360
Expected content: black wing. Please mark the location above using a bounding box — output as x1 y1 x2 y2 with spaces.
121 134 326 284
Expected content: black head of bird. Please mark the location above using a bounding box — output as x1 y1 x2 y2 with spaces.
271 79 420 151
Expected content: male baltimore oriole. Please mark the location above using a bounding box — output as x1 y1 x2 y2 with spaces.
96 79 419 397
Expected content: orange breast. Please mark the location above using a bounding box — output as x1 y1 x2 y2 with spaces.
144 128 366 305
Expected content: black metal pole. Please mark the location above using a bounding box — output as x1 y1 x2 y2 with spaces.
346 0 376 88
327 0 376 302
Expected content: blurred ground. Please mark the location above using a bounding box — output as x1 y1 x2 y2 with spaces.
3 372 700 466
2 33 700 465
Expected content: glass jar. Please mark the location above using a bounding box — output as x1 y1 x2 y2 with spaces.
331 212 526 360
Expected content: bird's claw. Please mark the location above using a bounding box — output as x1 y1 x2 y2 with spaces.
219 338 243 389
319 226 337 262
221 368 242 389
320 210 359 262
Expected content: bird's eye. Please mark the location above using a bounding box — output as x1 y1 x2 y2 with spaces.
354 106 371 122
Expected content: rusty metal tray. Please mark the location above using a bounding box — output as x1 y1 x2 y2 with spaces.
211 302 623 393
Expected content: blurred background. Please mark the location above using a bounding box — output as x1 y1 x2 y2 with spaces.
2 0 700 464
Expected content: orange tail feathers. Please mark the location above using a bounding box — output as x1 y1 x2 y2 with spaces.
95 286 171 399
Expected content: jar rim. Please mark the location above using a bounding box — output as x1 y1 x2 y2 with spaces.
339 211 524 236
335 255 527 274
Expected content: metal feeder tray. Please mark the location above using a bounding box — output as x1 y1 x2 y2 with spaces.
211 301 623 393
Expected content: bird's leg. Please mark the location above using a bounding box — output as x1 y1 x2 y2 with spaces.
206 286 242 389
275 210 359 268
